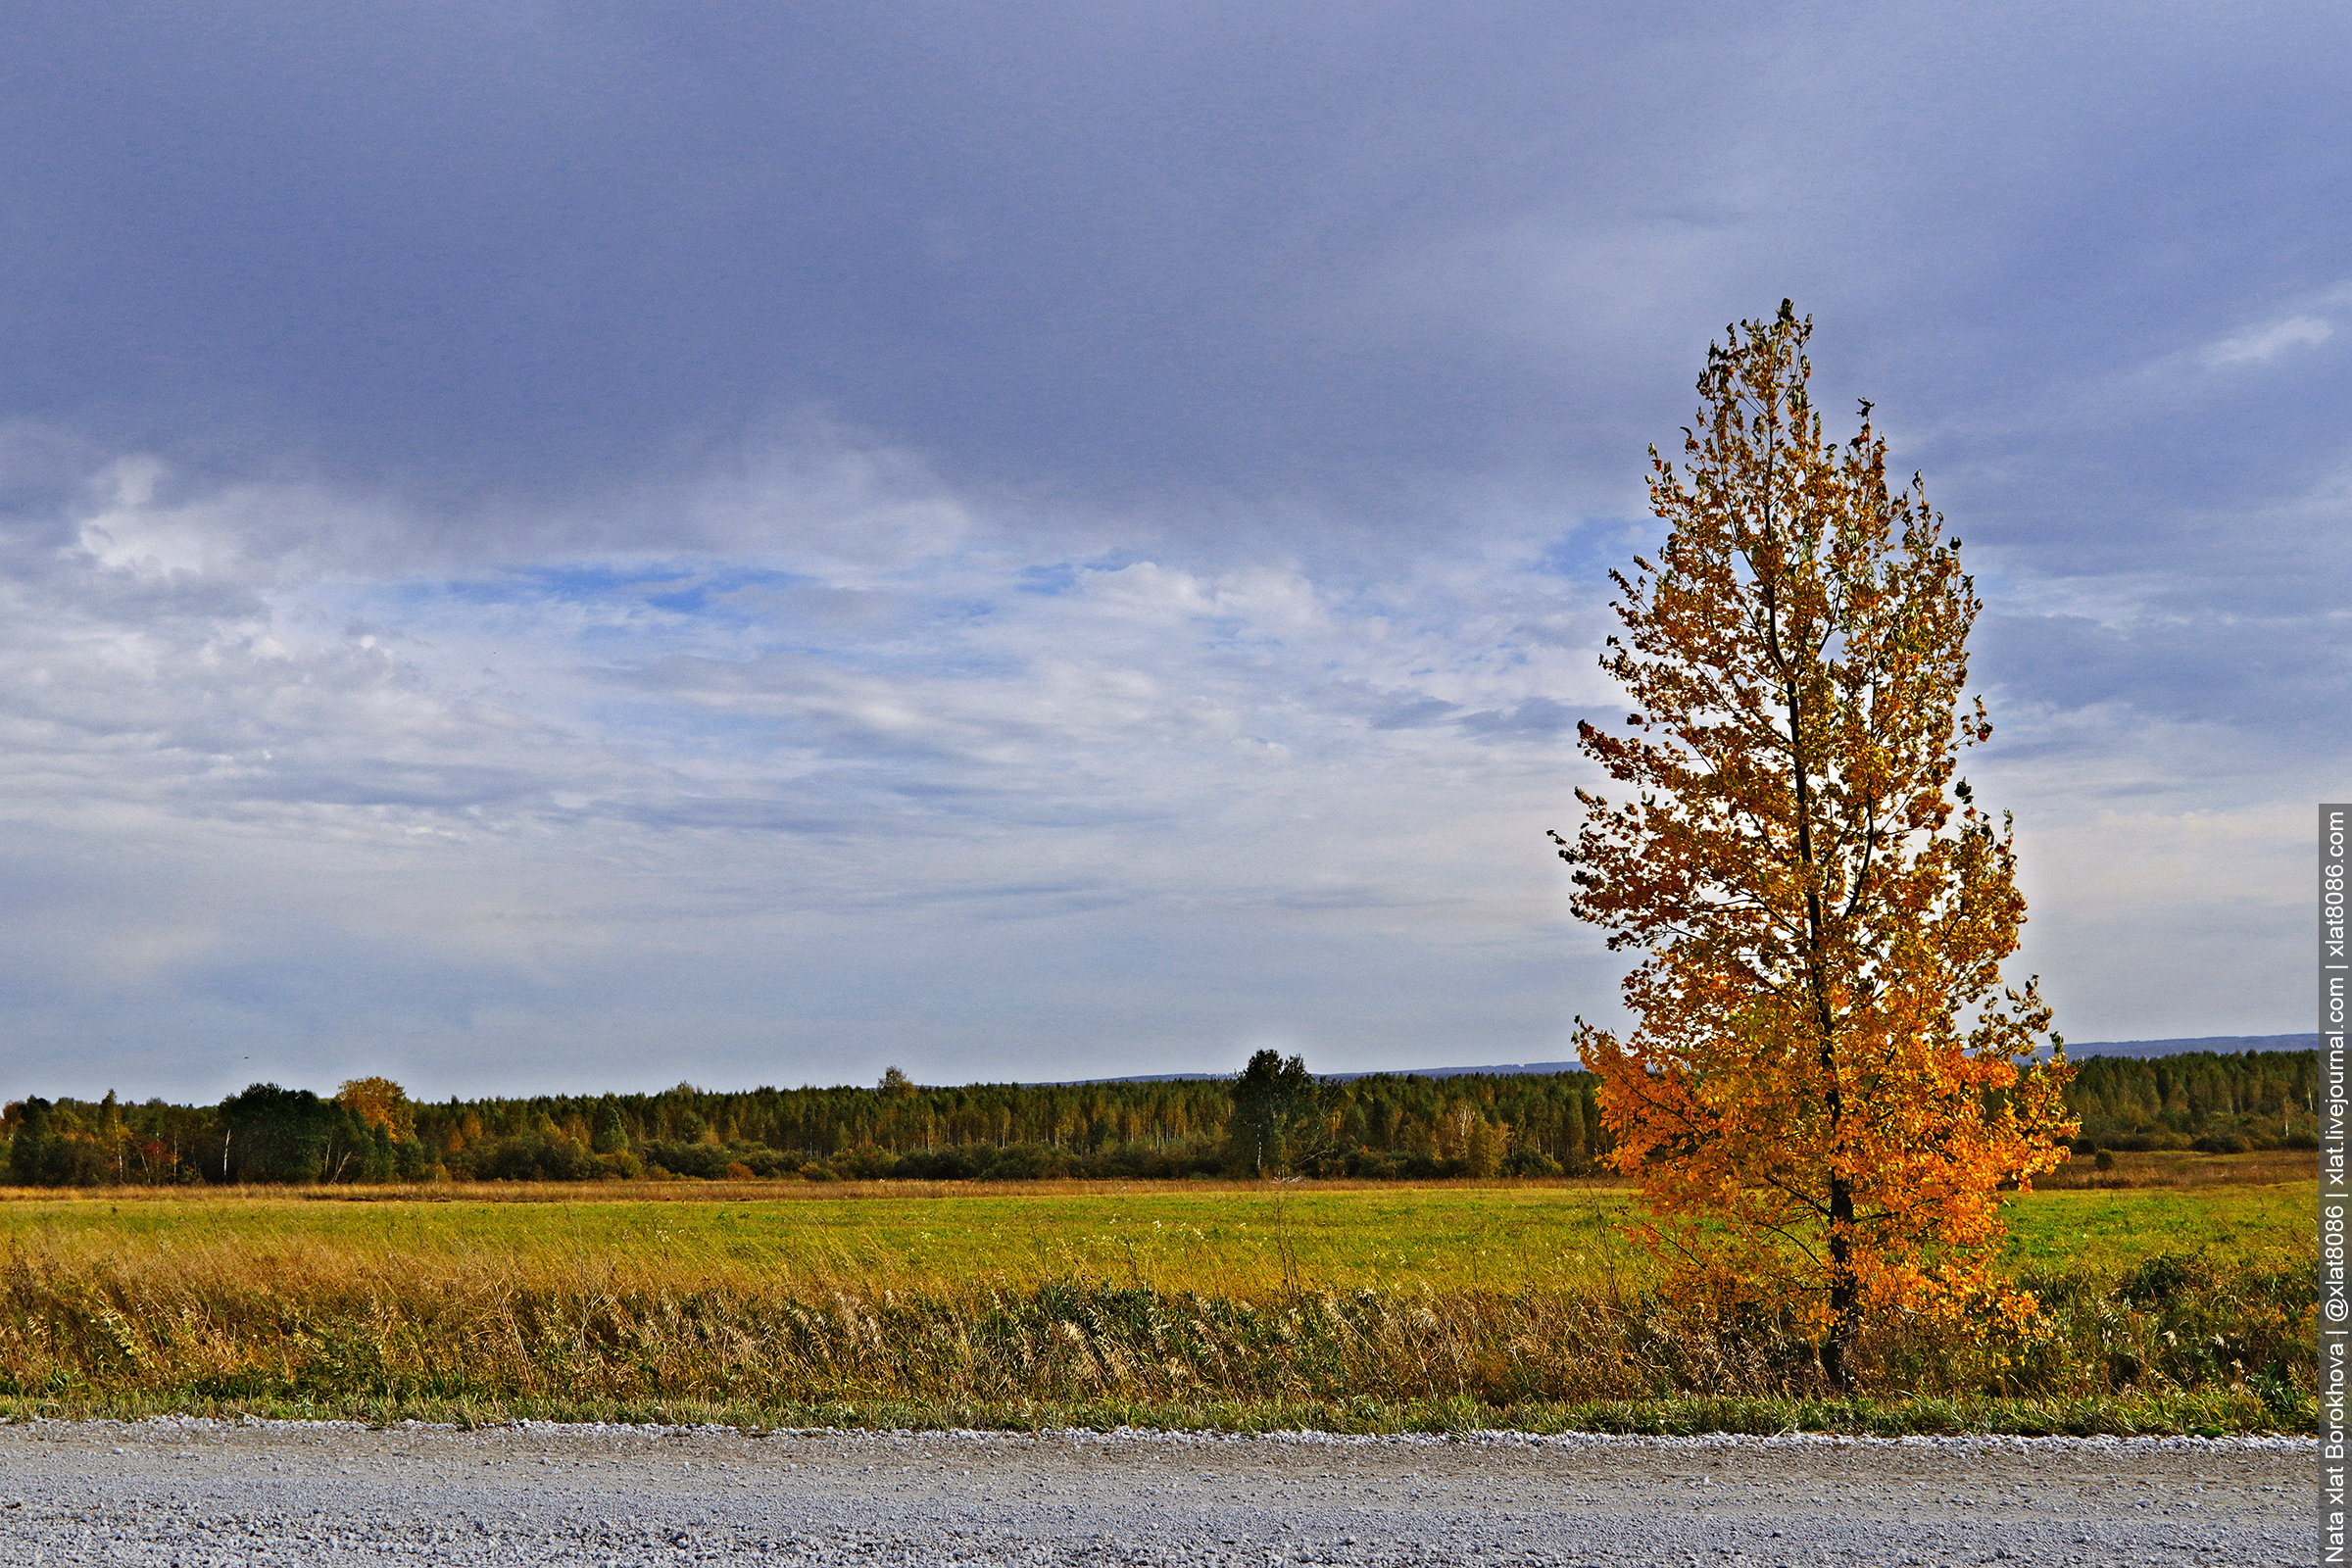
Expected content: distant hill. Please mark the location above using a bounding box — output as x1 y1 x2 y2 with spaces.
2059 1033 2318 1060
1081 1061 1585 1086
1325 1060 1586 1081
1076 1036 2318 1086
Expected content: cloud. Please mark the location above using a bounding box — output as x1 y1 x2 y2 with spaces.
1457 698 1583 740
2198 315 2333 368
0 372 2338 1097
0 3 2346 1094
1369 698 1458 731
0 434 1628 1096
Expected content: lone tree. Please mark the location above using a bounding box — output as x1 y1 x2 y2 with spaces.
1226 1050 1326 1176
1557 303 2076 1391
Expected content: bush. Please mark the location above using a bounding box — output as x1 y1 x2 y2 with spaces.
2118 1251 2213 1309
894 1148 981 1181
465 1133 597 1182
977 1145 1076 1181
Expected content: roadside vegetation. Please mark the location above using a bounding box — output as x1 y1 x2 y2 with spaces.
0 1170 2314 1436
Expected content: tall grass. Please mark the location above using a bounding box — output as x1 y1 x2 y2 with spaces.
0 1219 2312 1434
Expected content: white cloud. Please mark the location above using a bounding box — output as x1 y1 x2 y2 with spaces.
0 392 2338 1098
0 2 2341 1102
2198 314 2333 368
0 436 1631 1097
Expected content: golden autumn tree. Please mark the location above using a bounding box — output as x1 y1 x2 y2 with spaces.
1556 302 2077 1391
334 1076 415 1140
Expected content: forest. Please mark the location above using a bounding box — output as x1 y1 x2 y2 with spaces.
2064 1049 2320 1153
0 1049 2319 1188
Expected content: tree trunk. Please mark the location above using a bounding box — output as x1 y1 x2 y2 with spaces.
1822 1173 1861 1392
1776 567 1861 1393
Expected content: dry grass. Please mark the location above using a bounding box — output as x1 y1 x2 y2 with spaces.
0 1177 2316 1431
2034 1148 2317 1190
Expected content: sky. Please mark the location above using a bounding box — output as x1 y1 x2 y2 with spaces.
0 2 2344 1101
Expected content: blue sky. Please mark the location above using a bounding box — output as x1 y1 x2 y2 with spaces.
0 2 2344 1098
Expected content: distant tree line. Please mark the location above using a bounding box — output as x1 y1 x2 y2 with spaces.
0 1049 2314 1188
1 1053 1602 1187
2065 1049 2319 1154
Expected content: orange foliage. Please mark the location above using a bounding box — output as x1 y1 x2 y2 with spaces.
334 1075 414 1138
1559 303 2077 1390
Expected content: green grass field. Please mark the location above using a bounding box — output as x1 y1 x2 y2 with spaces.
0 1168 2315 1435
0 1171 2311 1294
0 1182 1636 1296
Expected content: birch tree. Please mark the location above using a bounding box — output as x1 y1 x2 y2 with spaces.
1558 302 2077 1390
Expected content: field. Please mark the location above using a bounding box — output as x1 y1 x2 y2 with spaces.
0 1166 2313 1293
0 1158 2316 1436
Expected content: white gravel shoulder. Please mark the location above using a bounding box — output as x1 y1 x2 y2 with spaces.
0 1415 2315 1565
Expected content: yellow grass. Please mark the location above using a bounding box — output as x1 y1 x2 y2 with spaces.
0 1170 2312 1429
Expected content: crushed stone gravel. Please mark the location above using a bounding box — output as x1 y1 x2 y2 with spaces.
0 1416 2313 1565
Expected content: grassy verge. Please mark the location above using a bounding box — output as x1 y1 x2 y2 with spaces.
0 1176 2315 1436
0 1255 2314 1433
0 1391 2294 1440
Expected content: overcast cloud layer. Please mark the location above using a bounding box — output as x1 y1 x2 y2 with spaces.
1 2 2344 1100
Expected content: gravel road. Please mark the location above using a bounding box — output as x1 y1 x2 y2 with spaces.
0 1417 2312 1565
